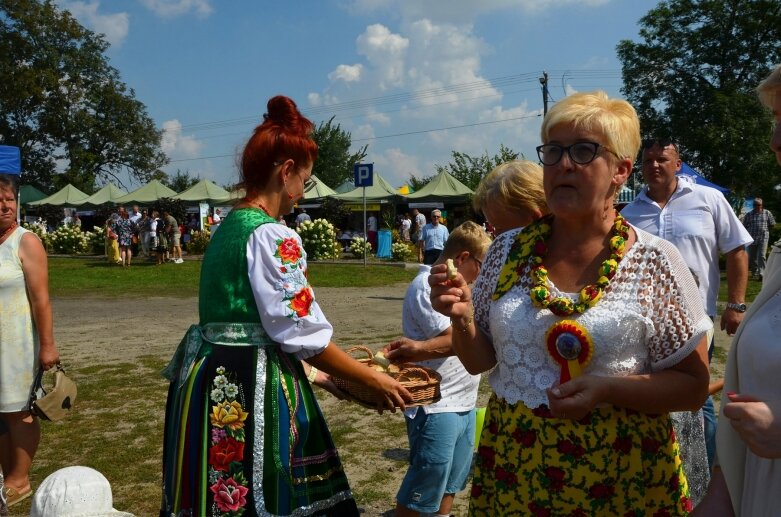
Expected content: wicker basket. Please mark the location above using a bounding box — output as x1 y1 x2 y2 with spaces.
333 346 441 408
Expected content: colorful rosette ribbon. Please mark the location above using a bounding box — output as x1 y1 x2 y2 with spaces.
545 320 594 383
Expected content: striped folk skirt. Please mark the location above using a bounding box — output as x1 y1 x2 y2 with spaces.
160 324 359 517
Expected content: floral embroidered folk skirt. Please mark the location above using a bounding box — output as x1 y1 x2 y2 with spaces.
469 394 693 516
161 324 359 517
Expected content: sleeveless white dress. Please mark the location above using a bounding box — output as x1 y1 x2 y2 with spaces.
0 226 39 412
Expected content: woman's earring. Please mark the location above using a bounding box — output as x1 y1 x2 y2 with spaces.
284 182 294 199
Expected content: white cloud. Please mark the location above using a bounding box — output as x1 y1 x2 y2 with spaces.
328 64 363 83
356 24 409 90
308 93 323 107
351 123 376 142
138 0 213 18
59 1 129 46
161 119 204 158
371 148 422 186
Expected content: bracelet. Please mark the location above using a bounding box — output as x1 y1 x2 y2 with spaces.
451 305 475 333
306 366 319 383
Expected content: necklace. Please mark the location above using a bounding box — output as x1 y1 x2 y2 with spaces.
245 198 275 218
0 221 17 242
528 212 629 317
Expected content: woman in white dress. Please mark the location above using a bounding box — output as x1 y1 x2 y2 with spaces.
694 64 781 516
0 173 60 507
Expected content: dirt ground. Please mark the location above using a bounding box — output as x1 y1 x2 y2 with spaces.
50 287 731 516
51 284 432 517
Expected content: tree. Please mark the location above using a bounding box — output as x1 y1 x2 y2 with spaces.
310 116 367 188
617 0 781 203
0 0 168 192
432 144 521 191
164 169 200 192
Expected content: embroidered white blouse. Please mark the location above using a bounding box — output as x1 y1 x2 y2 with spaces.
246 223 332 360
471 225 712 408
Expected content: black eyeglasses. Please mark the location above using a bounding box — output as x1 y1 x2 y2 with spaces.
535 142 614 166
472 256 483 270
642 137 677 150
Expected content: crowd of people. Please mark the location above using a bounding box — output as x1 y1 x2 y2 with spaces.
102 205 207 266
1 64 780 516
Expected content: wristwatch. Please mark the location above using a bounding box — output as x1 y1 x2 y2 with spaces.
726 302 747 313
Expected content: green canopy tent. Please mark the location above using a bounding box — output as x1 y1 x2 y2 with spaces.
209 175 336 204
172 179 231 204
28 184 89 206
19 185 48 205
78 183 128 208
404 170 473 203
333 172 404 203
334 179 355 194
113 179 177 205
303 174 337 200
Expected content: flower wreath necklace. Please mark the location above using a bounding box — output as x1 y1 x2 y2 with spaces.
527 212 630 383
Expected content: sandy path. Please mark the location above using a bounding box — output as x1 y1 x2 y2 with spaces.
52 285 408 365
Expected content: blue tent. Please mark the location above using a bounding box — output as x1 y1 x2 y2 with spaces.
677 162 729 194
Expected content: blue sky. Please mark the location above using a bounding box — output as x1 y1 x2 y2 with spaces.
56 0 660 189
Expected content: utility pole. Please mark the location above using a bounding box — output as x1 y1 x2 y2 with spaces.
539 71 549 116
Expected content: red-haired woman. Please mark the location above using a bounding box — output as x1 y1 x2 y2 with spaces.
160 96 412 517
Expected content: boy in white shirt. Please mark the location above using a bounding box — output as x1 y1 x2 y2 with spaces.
383 221 492 517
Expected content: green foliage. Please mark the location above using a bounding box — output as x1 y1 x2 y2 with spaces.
187 229 210 255
163 169 200 193
46 257 415 297
22 218 50 250
86 226 106 254
317 197 352 231
310 116 368 188
348 237 373 259
617 0 781 201
0 0 168 192
432 144 520 191
47 225 92 254
408 174 432 192
150 198 187 226
296 218 342 260
391 241 414 262
381 210 395 230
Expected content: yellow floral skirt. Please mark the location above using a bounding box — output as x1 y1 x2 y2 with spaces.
469 394 693 516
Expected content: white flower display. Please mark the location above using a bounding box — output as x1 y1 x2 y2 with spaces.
297 218 342 260
348 237 373 259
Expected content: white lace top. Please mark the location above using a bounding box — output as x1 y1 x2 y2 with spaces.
471 225 712 408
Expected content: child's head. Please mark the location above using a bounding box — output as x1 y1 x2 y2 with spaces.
473 160 547 235
438 221 492 284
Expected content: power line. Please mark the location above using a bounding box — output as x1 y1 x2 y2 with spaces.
168 112 542 163
170 69 621 133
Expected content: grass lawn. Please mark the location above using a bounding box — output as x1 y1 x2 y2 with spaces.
48 256 417 297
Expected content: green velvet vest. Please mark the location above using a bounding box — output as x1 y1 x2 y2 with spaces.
198 208 275 324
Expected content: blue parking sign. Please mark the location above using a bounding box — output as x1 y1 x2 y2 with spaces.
354 163 373 187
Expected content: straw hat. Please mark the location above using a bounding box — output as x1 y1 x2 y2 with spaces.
30 466 134 517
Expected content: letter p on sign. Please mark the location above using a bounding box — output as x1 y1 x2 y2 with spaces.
354 163 374 187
